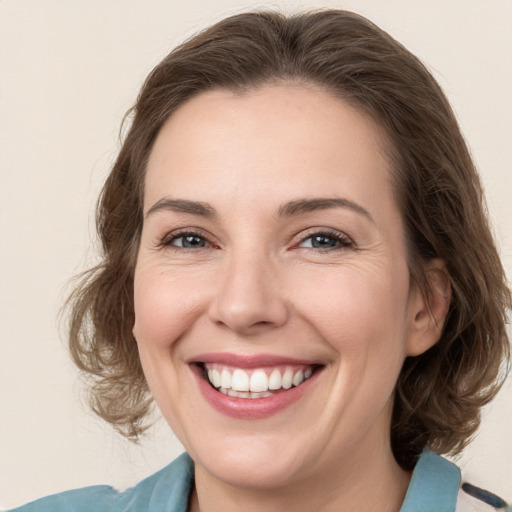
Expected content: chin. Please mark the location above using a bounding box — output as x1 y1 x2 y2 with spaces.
193 438 312 489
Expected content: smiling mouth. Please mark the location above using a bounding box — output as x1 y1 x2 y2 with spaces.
197 363 322 399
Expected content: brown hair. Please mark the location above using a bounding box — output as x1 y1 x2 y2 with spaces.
68 10 511 470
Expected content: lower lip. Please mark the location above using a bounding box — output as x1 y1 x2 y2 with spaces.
192 365 320 420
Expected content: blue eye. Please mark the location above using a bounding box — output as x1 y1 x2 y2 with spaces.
168 233 209 249
299 232 353 250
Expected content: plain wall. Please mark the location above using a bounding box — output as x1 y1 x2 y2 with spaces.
1 0 511 508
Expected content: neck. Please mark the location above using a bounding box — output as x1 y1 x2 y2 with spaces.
189 441 411 512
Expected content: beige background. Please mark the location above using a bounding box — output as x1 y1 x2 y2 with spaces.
1 0 511 508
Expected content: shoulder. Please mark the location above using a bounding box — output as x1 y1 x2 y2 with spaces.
457 483 511 512
400 450 510 512
5 453 194 512
4 485 119 512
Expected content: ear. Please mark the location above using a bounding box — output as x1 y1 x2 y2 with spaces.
406 259 451 357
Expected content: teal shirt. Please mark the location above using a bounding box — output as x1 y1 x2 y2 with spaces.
7 450 462 512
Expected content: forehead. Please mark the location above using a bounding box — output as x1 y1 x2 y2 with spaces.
144 84 396 217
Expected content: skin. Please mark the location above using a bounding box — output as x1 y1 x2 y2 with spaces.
133 84 449 512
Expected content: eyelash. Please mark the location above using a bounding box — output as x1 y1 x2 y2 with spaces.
295 229 354 252
160 229 215 250
160 228 354 253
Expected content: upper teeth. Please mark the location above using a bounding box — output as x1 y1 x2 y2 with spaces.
205 365 314 393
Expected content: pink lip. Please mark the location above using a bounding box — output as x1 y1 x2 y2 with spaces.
190 356 322 420
188 352 321 368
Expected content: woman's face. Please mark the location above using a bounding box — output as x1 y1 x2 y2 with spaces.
133 84 429 489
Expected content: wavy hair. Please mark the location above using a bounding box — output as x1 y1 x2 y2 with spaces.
67 10 511 470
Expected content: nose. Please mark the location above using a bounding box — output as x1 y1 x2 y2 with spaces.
208 250 289 335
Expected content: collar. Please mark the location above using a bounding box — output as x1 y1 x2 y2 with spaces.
145 449 460 512
399 449 461 512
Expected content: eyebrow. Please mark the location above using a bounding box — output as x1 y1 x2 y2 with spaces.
145 196 373 222
278 197 374 222
145 198 217 218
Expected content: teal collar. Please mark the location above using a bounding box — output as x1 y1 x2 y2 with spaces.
144 452 194 512
142 449 460 512
8 450 461 512
400 449 461 512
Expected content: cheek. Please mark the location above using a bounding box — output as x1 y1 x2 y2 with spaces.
293 267 409 347
132 267 201 430
133 266 204 350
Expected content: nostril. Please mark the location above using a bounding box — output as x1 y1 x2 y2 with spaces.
207 271 289 333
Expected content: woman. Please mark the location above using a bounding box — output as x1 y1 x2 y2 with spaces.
8 9 510 512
